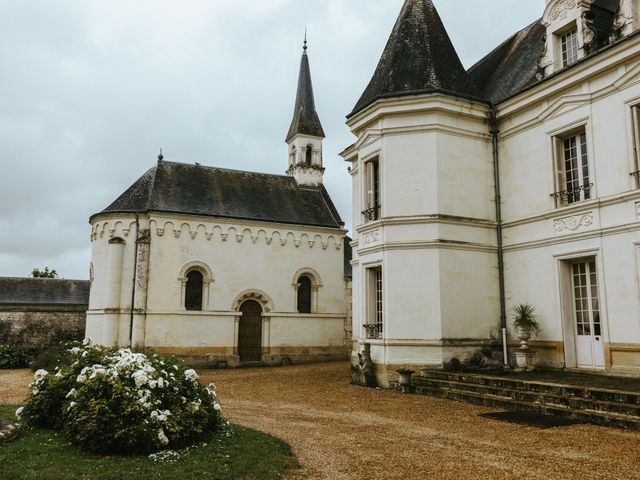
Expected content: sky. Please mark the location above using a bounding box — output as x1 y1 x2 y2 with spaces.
0 0 545 280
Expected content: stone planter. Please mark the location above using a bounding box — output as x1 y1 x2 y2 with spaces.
515 349 537 372
515 326 532 350
397 370 414 385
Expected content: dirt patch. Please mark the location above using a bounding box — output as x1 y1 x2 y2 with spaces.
200 362 640 480
2 363 639 479
0 369 31 405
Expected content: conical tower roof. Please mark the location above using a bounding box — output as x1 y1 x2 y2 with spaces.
286 41 325 142
349 0 482 118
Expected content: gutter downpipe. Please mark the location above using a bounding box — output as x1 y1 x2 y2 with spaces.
491 104 509 366
129 214 140 348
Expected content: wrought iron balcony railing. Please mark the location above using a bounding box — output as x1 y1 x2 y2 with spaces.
551 183 593 206
362 206 380 222
363 323 383 340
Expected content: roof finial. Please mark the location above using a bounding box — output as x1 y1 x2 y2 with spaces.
158 148 164 162
303 28 307 51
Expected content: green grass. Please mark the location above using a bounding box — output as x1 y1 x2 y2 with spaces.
0 405 300 480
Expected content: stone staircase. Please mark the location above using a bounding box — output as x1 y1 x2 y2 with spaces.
394 369 640 430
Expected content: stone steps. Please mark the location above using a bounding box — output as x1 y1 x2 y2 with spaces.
391 370 640 430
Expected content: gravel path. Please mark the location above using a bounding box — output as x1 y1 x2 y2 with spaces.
3 364 640 479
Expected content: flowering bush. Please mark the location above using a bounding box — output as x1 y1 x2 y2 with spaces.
17 340 223 454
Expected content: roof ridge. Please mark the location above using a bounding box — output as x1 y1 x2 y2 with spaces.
160 160 295 179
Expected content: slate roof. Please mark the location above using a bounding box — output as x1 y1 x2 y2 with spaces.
467 20 546 104
94 161 344 229
0 277 90 306
349 0 483 118
286 44 325 141
469 0 623 104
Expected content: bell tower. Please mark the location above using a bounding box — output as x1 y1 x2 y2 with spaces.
285 35 325 187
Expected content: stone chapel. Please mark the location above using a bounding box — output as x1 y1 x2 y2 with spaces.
86 41 351 366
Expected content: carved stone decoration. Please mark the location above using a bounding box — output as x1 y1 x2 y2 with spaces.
190 231 197 240
362 230 381 247
614 0 634 36
156 228 164 237
553 212 594 233
350 343 377 388
635 202 640 219
173 230 181 239
582 11 596 48
231 289 274 313
550 0 577 20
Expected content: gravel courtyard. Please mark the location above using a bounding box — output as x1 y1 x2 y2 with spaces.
3 362 640 479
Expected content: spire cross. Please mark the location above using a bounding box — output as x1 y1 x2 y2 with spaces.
303 28 308 51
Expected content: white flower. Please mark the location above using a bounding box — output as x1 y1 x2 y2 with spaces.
132 371 149 388
69 401 77 409
82 351 89 357
158 429 169 446
151 410 171 422
34 369 48 381
76 374 87 383
213 403 221 411
69 347 82 355
184 369 199 383
149 380 158 389
66 389 76 398
32 388 39 395
55 371 63 378
173 365 179 371
157 377 165 388
83 337 92 346
15 407 24 420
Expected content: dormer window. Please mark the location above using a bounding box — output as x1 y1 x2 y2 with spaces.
561 27 579 67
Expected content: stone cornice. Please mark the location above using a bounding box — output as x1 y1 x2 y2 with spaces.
355 214 496 234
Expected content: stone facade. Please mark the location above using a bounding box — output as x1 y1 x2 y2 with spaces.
344 0 640 385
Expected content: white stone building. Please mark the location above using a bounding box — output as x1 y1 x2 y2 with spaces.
344 0 640 384
86 42 351 366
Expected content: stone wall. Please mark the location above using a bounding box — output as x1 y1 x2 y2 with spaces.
0 305 86 350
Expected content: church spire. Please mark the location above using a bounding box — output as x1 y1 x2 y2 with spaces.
349 0 481 118
286 36 325 142
285 35 326 187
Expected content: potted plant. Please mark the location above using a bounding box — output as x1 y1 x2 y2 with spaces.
396 365 415 385
512 304 540 350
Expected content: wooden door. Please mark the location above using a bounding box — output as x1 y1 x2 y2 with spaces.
238 300 262 362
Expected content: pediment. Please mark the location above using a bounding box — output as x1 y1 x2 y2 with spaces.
613 62 640 91
355 129 382 150
538 94 591 121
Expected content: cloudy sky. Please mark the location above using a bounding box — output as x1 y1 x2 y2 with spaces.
0 0 544 280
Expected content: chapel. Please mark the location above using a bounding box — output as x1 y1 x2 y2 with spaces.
86 41 351 367
344 0 640 384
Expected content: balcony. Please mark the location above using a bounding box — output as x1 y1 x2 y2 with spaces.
363 323 383 340
362 206 380 222
551 183 593 206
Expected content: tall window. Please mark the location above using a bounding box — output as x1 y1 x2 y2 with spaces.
561 28 579 67
185 270 204 311
364 267 383 339
553 131 592 206
297 276 312 313
632 105 640 187
363 158 380 222
305 145 313 165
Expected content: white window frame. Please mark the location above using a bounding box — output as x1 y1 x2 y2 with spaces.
363 157 380 222
560 27 579 67
364 266 383 339
631 105 640 188
552 128 593 207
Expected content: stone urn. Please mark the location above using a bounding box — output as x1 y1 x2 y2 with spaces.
396 369 415 386
515 326 532 350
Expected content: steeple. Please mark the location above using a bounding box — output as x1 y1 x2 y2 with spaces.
348 0 482 118
286 36 326 187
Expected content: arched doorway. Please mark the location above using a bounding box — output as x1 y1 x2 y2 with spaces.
238 300 262 362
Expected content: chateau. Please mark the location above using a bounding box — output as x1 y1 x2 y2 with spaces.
344 0 640 384
86 41 351 366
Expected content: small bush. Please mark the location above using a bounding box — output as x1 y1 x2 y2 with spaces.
17 340 223 454
0 345 35 369
30 344 74 372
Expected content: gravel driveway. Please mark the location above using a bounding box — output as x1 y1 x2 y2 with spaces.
3 363 639 479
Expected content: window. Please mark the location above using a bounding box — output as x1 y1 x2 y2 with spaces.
363 158 380 222
561 28 579 67
553 130 592 206
297 276 312 313
632 105 640 187
305 145 313 165
364 267 383 339
185 270 204 311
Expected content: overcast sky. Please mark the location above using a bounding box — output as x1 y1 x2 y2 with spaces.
0 0 544 280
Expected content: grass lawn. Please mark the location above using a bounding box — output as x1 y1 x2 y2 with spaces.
0 405 300 480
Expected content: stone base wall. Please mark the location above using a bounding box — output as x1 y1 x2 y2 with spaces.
0 305 87 349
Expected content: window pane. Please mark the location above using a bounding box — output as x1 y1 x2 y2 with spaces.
297 276 312 314
185 270 204 311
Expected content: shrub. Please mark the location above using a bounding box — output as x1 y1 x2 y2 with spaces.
0 345 35 369
30 343 76 372
17 340 223 454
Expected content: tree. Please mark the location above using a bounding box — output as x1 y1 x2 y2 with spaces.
31 267 59 279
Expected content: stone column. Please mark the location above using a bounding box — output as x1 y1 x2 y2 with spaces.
131 219 151 351
102 237 125 346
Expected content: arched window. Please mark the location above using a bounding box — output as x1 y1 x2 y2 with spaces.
185 270 204 311
297 275 312 313
305 145 313 165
